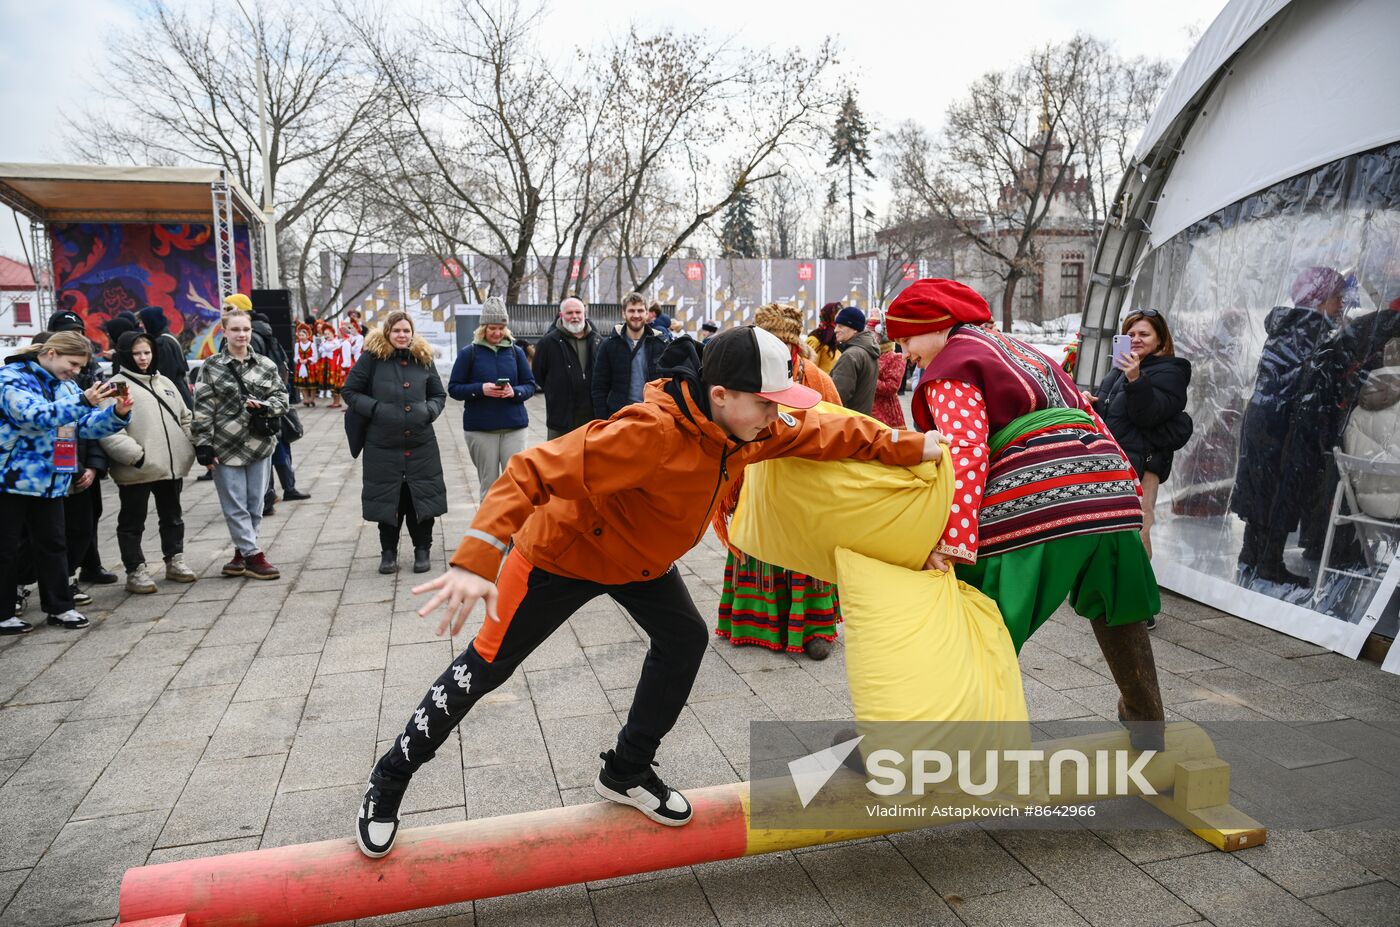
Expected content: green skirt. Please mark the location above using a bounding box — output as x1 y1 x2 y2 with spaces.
956 530 1160 653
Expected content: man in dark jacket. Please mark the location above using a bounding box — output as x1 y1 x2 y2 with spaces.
593 292 666 418
137 306 193 409
829 306 880 414
533 297 602 439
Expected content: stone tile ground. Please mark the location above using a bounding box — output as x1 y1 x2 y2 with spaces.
1 397 1397 927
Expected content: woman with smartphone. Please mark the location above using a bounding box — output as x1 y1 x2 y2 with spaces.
0 331 132 634
1091 311 1193 570
448 297 537 502
98 332 199 594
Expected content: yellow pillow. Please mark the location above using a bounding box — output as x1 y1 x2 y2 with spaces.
728 402 943 582
835 546 1028 729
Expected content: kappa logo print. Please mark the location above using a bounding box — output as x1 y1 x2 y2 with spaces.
452 664 472 691
413 707 430 736
430 684 449 712
399 734 411 762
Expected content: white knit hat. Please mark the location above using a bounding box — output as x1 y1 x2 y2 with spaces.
480 297 509 327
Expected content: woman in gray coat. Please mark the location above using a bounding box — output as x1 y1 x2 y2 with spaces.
341 311 448 575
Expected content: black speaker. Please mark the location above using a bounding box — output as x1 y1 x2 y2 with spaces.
251 289 294 354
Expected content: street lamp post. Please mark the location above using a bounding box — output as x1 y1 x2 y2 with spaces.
234 0 279 287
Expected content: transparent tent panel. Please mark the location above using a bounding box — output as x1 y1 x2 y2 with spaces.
1131 142 1400 647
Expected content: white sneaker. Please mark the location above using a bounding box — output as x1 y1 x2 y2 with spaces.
164 554 198 583
125 566 158 595
0 616 33 636
46 610 90 630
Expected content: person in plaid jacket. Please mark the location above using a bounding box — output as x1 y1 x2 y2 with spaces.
192 309 289 580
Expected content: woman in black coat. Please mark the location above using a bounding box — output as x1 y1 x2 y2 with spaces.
341 311 447 575
1093 309 1193 563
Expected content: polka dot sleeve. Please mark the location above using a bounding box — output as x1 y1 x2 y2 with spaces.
923 378 988 565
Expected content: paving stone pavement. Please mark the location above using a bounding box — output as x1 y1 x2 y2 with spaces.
1 396 1398 927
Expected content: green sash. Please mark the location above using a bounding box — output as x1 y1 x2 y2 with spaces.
987 408 1094 457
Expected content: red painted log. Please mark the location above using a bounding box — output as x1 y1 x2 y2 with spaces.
118 784 749 927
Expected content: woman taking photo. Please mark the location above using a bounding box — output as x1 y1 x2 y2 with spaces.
1091 310 1193 564
0 331 131 634
98 332 199 594
342 311 448 575
448 297 536 501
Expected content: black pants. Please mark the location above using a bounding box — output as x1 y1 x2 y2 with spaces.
264 439 297 507
64 484 103 578
116 479 185 571
376 551 708 781
378 482 435 551
1 493 73 616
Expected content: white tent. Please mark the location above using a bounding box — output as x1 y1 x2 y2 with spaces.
1081 0 1400 670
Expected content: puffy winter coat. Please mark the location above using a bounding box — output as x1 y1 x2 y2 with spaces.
1094 354 1193 483
448 337 537 432
341 328 449 525
448 358 926 586
0 357 129 498
830 329 881 414
532 320 602 433
98 366 196 485
592 324 667 419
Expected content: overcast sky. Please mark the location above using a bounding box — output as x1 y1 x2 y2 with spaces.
0 0 1227 263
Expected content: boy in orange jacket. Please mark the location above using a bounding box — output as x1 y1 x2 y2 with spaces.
357 325 946 857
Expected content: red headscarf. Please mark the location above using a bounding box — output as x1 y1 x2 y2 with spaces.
885 279 991 339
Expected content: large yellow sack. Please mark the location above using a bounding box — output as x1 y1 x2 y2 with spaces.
728 402 942 583
835 546 1028 727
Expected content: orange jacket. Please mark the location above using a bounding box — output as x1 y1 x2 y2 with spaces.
450 378 924 584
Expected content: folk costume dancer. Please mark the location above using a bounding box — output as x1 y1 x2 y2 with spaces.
887 278 1166 751
355 326 947 858
293 322 319 406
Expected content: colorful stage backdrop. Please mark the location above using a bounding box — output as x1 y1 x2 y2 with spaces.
50 222 253 358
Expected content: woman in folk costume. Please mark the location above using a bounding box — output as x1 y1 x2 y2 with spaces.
292 322 319 406
887 278 1166 750
337 319 365 390
313 320 335 399
320 321 344 407
713 303 845 660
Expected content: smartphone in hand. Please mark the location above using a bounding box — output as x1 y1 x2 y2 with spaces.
495 378 511 387
1111 334 1133 367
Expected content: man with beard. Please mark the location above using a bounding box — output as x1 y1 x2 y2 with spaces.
593 292 667 418
533 297 602 439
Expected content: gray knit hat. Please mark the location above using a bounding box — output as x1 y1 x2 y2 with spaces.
480 296 509 327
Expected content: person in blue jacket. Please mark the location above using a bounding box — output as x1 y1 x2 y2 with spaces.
449 297 537 501
0 330 131 634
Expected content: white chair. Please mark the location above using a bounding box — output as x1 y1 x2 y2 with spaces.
1312 450 1400 607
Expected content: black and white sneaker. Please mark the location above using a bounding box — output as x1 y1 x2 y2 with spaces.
0 616 33 636
356 771 407 858
68 584 93 607
594 751 692 826
46 610 90 630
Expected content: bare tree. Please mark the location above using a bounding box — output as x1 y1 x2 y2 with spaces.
888 40 1094 330
66 0 392 312
1063 37 1172 226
